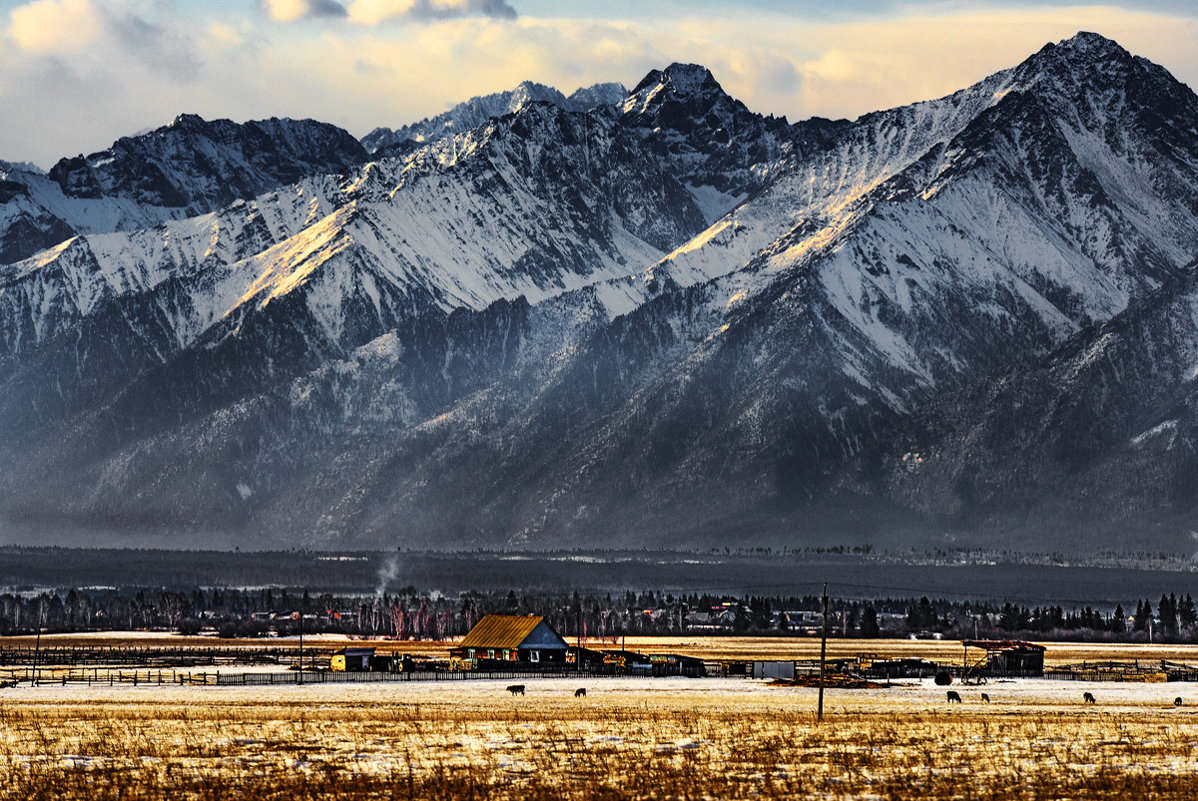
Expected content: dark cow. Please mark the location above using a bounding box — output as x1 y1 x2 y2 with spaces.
1176 697 1184 707
506 684 525 696
946 690 962 703
981 693 991 703
575 687 586 697
1083 692 1096 704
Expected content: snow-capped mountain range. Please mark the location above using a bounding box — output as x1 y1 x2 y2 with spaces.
2 32 1197 553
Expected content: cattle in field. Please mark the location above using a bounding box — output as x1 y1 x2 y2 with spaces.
1083 692 1096 704
1176 697 1184 707
981 693 990 703
946 690 962 703
506 684 525 696
575 687 586 697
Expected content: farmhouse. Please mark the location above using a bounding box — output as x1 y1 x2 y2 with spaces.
450 614 569 667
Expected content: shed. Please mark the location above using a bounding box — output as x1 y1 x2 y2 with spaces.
963 640 1046 677
450 615 569 666
331 646 375 672
601 649 653 675
650 653 706 678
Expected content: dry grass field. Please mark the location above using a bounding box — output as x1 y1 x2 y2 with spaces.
5 675 1198 799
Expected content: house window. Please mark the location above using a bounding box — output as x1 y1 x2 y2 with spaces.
488 649 495 660
529 650 540 663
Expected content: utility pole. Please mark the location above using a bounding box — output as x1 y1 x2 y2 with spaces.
818 583 829 722
297 590 304 686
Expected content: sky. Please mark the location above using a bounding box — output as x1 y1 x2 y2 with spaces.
0 1 1196 168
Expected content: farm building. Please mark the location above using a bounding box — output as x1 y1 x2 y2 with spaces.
650 653 707 677
331 647 376 672
568 646 608 670
450 614 569 667
964 640 1046 678
600 649 653 675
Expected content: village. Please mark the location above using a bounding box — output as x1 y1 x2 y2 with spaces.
8 612 1198 692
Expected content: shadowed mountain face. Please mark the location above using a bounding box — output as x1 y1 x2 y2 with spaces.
2 32 1198 553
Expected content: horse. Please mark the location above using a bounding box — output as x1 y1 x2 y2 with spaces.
1083 692 1096 704
506 684 525 696
575 687 586 697
981 693 990 703
1176 697 1184 707
946 690 962 703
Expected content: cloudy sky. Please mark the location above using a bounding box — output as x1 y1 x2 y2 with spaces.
1 0 1196 168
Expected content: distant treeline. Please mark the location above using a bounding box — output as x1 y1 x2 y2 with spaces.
2 587 1197 643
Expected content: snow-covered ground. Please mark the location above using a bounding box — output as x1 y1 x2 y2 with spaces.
10 674 1198 711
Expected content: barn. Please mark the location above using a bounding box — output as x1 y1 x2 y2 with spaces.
450 615 570 668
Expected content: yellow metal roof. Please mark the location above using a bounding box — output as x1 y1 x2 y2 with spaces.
457 614 546 650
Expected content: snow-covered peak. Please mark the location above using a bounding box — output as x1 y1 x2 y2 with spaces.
46 114 367 210
362 80 628 157
0 159 44 176
1042 30 1130 60
360 81 568 157
624 63 722 115
566 82 626 110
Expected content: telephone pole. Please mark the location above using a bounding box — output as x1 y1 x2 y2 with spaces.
297 591 304 686
818 583 829 721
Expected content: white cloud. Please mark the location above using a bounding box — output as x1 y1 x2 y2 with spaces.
9 0 101 52
346 0 414 24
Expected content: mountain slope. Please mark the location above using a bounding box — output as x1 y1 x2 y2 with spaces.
869 263 1198 549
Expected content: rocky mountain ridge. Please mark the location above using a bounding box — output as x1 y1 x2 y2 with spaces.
2 32 1197 553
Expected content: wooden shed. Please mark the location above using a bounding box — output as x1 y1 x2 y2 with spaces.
450 615 569 667
964 640 1046 677
331 646 376 672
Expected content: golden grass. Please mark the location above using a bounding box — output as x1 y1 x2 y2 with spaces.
4 681 1198 799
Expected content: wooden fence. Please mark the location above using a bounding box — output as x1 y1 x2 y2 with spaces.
1044 660 1198 682
0 645 321 668
0 666 638 688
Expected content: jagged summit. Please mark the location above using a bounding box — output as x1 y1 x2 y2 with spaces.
627 62 719 101
46 114 367 209
619 61 807 218
566 82 626 110
1041 30 1128 58
362 79 628 158
1004 30 1188 102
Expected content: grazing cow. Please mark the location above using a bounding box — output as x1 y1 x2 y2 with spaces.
981 693 991 703
574 687 586 697
1083 692 1096 704
506 684 525 696
946 690 962 703
1176 697 1184 707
